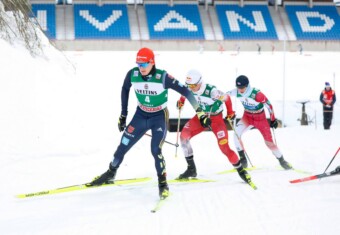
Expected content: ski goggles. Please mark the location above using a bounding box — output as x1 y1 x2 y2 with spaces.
186 83 199 89
137 62 150 68
185 76 202 89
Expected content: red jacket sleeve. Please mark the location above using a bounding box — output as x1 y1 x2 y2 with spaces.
255 91 275 120
224 94 234 115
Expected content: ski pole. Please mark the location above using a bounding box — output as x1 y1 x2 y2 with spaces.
175 109 181 157
226 118 254 167
323 147 340 173
206 105 214 131
144 133 179 147
271 127 277 145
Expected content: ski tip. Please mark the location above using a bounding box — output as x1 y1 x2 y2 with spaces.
249 183 258 190
289 179 301 184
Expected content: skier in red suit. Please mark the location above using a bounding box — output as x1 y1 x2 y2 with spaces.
226 75 292 170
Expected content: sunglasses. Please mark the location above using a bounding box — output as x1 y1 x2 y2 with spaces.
186 83 199 89
137 62 150 68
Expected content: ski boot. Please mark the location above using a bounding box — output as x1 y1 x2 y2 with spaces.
177 156 197 180
236 167 252 184
233 162 257 189
177 166 197 180
238 150 248 168
89 163 117 186
331 166 340 174
158 174 169 199
278 157 293 170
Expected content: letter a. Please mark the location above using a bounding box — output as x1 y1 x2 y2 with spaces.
154 10 198 32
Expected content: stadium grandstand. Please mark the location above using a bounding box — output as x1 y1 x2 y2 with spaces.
28 0 340 51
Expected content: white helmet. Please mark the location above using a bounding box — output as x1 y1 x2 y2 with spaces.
185 69 202 85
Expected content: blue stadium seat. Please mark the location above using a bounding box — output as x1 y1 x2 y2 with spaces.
285 5 340 40
31 4 56 39
145 4 205 40
215 4 277 40
74 4 130 39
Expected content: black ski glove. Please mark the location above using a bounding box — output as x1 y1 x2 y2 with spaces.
226 111 236 122
270 119 278 129
118 115 126 132
196 108 211 128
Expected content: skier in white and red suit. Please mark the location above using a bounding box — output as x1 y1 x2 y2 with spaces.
225 75 293 170
176 69 253 185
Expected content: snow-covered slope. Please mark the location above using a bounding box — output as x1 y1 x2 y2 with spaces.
0 6 340 234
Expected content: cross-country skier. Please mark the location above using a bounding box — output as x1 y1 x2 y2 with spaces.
176 69 254 185
225 75 292 170
88 48 211 199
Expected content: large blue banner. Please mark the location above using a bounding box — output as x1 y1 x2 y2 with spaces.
285 6 340 40
145 4 204 40
74 4 130 39
215 5 277 40
31 4 56 39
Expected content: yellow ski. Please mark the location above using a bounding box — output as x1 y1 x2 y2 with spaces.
217 166 257 175
151 193 172 213
169 178 215 183
16 177 151 199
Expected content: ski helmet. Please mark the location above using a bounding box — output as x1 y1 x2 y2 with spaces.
136 47 155 64
236 75 249 88
186 69 202 85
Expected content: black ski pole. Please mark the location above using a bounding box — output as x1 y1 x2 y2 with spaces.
144 133 179 147
175 109 181 157
227 118 254 167
323 147 340 173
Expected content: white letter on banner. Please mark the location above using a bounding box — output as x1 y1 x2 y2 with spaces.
226 11 267 32
154 10 198 32
36 10 47 31
79 10 122 31
296 12 334 32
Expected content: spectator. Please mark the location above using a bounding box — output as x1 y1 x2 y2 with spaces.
320 82 336 130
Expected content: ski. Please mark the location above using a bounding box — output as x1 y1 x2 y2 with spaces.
168 178 215 184
290 170 340 184
16 177 152 198
246 180 258 190
218 166 257 175
218 166 311 175
151 194 171 213
217 168 257 189
289 168 311 175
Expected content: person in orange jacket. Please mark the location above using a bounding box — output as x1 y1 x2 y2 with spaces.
320 82 336 130
176 69 254 185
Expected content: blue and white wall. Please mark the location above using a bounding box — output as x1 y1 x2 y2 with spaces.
73 4 130 39
30 3 340 41
285 5 340 40
215 4 278 40
145 4 205 40
31 4 56 39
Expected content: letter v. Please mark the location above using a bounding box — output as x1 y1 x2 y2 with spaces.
79 10 123 31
